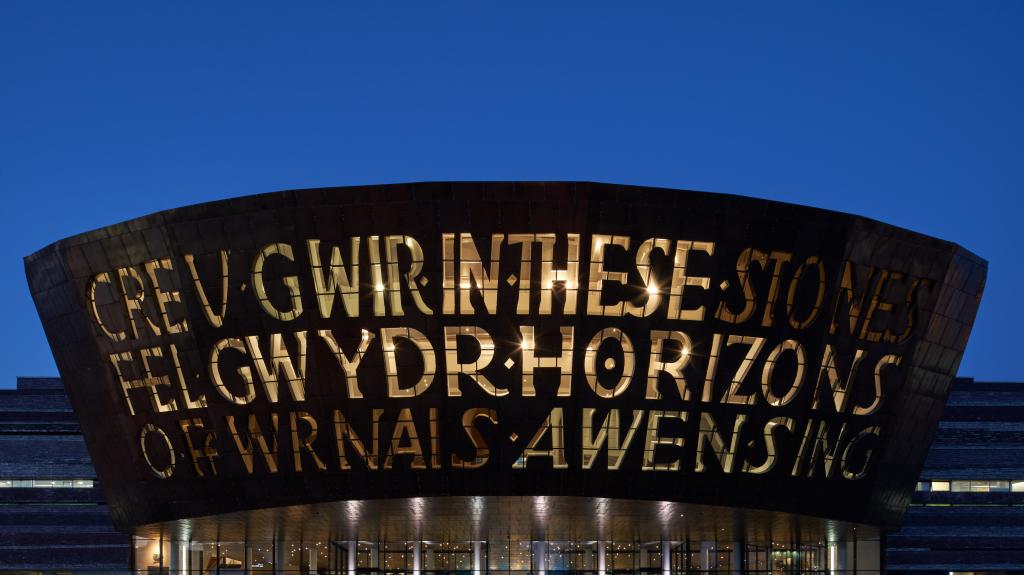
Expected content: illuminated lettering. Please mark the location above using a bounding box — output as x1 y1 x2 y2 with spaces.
244 332 308 403
695 412 747 473
333 409 382 471
625 238 671 318
444 326 506 397
251 243 303 321
520 326 574 397
645 330 694 401
513 407 567 469
381 327 436 398
117 266 162 338
87 272 126 341
642 410 687 471
307 238 360 318
451 408 498 469
317 329 375 399
812 345 867 413
586 234 630 317
383 407 426 470
666 241 714 321
144 258 188 334
183 250 230 328
582 408 643 470
741 417 795 475
290 411 327 472
226 413 279 474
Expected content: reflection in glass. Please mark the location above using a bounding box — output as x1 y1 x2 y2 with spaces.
128 536 863 575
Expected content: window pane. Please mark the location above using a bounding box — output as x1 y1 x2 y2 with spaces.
974 480 1009 492
931 481 950 492
951 480 971 492
1012 480 1024 493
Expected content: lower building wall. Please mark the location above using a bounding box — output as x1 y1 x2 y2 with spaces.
12 378 1024 574
886 507 1024 573
884 380 1024 573
131 537 880 575
0 503 130 573
0 379 131 573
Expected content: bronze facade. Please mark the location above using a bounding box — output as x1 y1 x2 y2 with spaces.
25 182 985 545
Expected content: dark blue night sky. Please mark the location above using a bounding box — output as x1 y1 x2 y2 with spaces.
1 2 1021 386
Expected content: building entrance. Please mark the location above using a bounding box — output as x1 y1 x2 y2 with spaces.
135 538 867 575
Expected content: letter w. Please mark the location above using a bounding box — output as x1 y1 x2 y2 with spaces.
226 414 279 474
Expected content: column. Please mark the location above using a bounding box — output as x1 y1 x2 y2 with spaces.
730 542 742 575
168 540 181 575
473 541 483 575
348 541 358 575
699 542 713 573
274 540 285 575
843 540 854 575
534 541 547 575
847 527 856 572
661 541 671 575
412 540 422 575
597 541 607 575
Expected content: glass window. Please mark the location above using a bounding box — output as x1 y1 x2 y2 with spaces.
427 541 473 571
547 541 591 572
931 480 950 492
951 480 971 492
247 541 274 575
380 541 409 574
972 480 1009 492
0 478 94 488
508 540 530 572
915 481 930 492
219 542 246 571
488 540 510 571
134 536 163 575
356 542 376 569
1012 480 1024 492
192 542 218 575
608 541 638 571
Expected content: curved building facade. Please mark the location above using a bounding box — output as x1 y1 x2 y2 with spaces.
24 182 987 574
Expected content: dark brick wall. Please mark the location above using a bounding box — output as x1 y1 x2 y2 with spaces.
0 377 130 572
886 378 1024 572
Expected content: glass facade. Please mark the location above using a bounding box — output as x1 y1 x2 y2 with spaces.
914 479 1024 493
0 477 94 488
131 537 877 575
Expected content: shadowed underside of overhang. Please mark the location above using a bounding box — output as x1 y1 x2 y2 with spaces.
134 496 878 545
